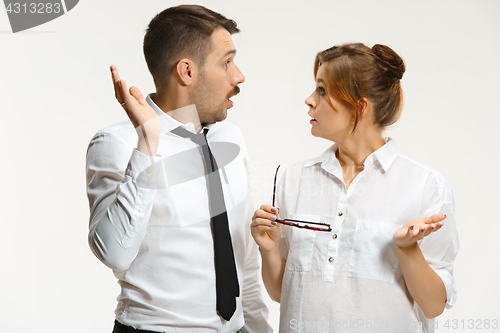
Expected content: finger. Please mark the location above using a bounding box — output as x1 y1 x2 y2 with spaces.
406 225 415 238
422 225 434 237
110 65 121 83
129 86 148 107
411 224 423 238
119 79 129 101
429 222 444 233
418 222 440 240
110 65 124 101
118 80 138 121
434 222 444 231
251 217 278 230
423 214 446 225
120 80 138 110
251 214 271 225
259 204 278 214
254 209 278 222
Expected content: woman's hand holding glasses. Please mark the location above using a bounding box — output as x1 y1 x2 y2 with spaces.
251 204 282 253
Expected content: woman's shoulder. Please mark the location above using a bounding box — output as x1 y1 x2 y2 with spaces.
283 156 325 174
397 153 446 178
396 153 454 202
288 144 337 170
279 146 337 184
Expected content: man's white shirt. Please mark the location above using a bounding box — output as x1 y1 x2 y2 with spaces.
86 94 272 333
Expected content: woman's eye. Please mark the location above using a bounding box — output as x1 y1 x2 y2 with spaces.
317 86 326 95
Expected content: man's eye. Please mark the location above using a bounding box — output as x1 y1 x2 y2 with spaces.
224 60 231 68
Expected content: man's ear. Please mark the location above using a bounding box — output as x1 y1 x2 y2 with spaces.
176 59 197 86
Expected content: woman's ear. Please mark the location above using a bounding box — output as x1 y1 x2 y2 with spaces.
357 98 369 117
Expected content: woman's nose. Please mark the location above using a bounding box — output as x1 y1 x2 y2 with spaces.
305 93 316 108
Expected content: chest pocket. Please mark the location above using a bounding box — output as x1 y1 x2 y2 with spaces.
284 214 320 272
348 219 401 283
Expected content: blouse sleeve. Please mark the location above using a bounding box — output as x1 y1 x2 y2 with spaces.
418 171 459 309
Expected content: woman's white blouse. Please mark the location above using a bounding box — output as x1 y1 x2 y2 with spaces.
276 139 458 333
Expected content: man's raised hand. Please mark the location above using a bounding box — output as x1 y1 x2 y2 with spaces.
110 65 161 156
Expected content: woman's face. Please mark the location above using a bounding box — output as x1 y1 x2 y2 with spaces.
305 65 354 142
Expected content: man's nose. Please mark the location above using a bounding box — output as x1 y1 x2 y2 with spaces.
233 65 245 85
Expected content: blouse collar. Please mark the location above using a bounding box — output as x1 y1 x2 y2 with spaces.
304 138 399 175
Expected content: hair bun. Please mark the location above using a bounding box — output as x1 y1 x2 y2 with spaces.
372 44 405 80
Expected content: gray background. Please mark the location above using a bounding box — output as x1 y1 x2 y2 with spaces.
1 0 499 332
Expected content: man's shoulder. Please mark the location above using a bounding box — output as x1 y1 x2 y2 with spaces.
93 120 135 137
211 119 242 133
87 120 137 152
210 120 245 143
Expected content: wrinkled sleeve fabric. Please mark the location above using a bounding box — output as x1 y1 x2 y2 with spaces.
240 230 273 333
86 131 162 272
276 167 293 265
418 171 459 309
238 137 273 333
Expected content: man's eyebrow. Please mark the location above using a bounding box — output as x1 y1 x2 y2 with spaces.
220 49 236 60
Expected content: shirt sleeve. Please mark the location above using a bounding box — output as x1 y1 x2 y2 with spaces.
418 172 459 309
86 131 162 272
276 167 292 264
240 230 274 333
239 140 273 333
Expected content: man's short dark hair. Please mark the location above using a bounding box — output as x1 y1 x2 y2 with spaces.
143 5 239 89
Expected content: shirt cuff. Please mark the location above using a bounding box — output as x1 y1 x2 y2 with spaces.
125 149 164 189
434 268 457 309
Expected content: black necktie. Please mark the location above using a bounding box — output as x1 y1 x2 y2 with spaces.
171 126 239 321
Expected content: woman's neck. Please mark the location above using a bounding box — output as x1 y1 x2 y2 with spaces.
335 125 386 168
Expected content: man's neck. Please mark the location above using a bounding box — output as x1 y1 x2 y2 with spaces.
152 92 203 133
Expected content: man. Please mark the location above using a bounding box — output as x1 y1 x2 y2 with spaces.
86 5 272 333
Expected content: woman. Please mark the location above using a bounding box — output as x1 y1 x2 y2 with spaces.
251 43 458 333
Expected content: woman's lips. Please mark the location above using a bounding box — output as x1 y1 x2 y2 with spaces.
308 111 316 124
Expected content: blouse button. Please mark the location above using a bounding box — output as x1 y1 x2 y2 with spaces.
328 257 334 263
137 207 143 213
338 211 343 216
332 234 338 239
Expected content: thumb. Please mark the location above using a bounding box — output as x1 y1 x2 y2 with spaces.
130 86 146 105
424 214 446 225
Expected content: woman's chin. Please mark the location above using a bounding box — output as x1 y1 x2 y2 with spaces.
310 126 321 138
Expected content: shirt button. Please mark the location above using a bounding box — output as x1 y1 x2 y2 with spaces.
332 234 338 239
338 211 343 216
146 168 153 174
328 257 334 263
137 207 143 213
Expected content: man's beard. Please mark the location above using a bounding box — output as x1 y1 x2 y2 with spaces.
190 73 240 126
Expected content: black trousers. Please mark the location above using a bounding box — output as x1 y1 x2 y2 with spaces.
112 320 241 333
112 320 161 333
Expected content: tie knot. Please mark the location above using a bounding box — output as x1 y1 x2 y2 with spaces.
171 126 208 146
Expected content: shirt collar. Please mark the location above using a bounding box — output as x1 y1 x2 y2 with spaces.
304 138 399 173
370 138 399 172
146 93 211 135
